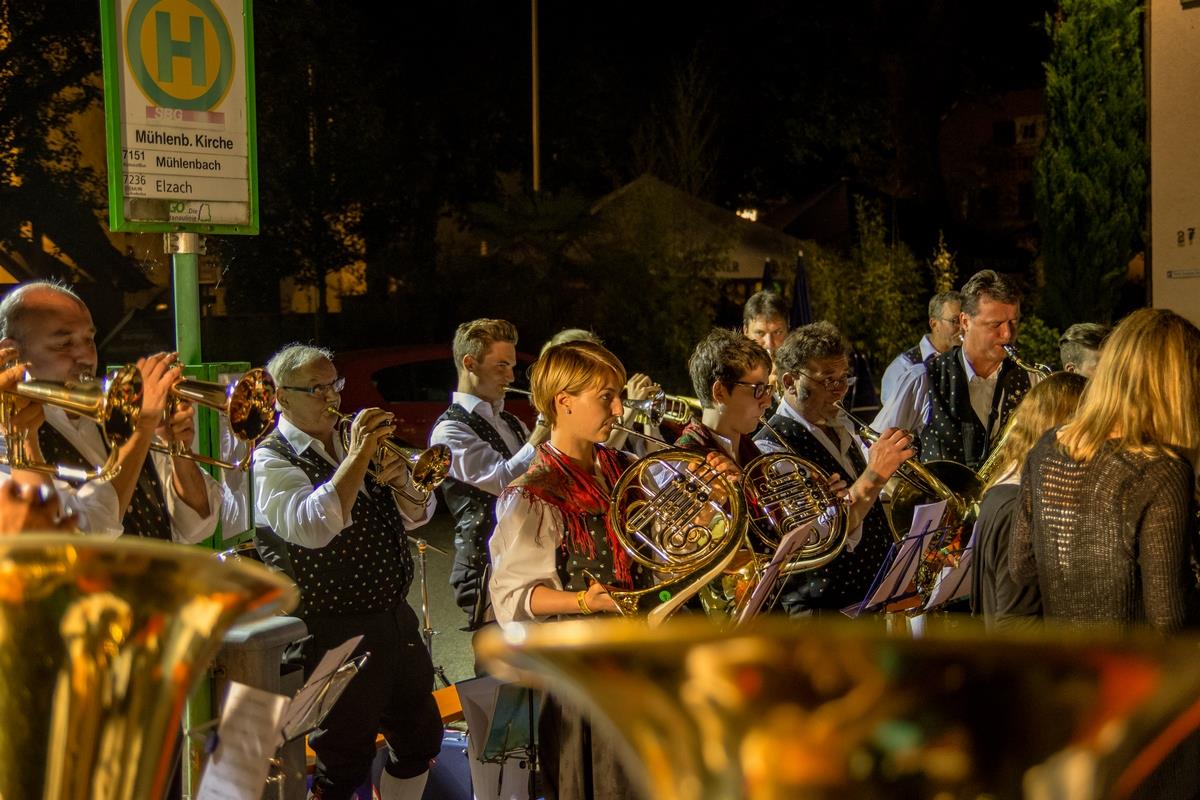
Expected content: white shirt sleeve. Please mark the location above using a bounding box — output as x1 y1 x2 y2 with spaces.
488 490 563 629
879 354 908 407
153 452 223 545
871 367 930 435
67 477 123 537
390 483 436 530
252 446 348 549
431 419 535 496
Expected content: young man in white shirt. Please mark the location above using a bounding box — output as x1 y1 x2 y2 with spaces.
429 318 548 630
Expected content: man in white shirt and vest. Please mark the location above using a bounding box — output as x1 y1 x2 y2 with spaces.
430 318 548 631
878 290 963 406
253 343 442 800
0 280 221 541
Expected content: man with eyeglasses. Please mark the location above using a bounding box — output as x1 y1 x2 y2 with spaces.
253 344 441 800
754 321 912 615
429 318 549 633
879 291 963 405
873 270 1037 470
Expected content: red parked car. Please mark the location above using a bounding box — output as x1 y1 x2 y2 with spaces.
335 346 538 447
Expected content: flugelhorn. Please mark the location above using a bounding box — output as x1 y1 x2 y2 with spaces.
0 365 143 482
622 390 701 426
151 368 278 470
1002 343 1054 376
326 407 452 503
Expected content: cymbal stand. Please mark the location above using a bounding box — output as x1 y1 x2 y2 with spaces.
416 538 452 689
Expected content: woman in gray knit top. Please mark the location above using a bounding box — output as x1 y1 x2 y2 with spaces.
1009 308 1200 633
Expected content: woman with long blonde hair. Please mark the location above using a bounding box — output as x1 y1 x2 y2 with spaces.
972 372 1086 630
1009 308 1200 632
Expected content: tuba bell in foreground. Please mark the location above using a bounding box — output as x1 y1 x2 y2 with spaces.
0 534 298 799
478 616 1200 800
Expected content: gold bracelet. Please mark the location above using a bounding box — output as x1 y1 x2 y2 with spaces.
576 589 593 615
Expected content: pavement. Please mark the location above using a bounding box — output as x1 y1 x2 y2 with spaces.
407 505 477 684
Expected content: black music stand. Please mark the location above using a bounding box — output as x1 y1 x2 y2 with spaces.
849 516 952 617
280 652 370 744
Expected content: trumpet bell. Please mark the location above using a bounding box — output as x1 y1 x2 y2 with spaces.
17 365 144 447
0 534 298 799
404 443 452 493
478 616 1200 800
172 367 278 443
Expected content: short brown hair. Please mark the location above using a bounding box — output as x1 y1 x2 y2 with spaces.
774 321 849 378
530 340 627 428
452 318 518 374
960 270 1022 316
1059 322 1109 369
929 290 963 320
688 328 772 408
742 291 789 328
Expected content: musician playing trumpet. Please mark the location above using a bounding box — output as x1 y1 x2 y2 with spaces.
253 344 440 800
754 322 912 615
0 280 220 541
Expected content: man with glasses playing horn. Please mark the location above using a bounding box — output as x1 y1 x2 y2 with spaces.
754 322 912 615
0 280 221 541
253 344 441 800
430 318 549 632
873 269 1038 470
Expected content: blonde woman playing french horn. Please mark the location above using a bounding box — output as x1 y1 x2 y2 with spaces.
488 339 735 800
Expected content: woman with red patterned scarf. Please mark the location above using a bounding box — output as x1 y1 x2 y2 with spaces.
488 339 732 800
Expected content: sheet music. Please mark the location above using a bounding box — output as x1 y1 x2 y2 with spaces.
195 682 289 800
925 531 975 609
736 520 817 624
853 499 948 614
278 634 363 742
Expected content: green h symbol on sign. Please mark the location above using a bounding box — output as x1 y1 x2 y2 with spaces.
155 12 206 86
126 0 235 111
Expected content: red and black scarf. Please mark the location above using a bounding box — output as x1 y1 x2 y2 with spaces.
507 442 633 586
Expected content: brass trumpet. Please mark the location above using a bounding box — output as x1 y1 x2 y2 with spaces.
151 368 278 470
622 390 701 426
0 365 143 482
326 407 452 504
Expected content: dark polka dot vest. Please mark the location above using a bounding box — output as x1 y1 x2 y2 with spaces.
38 422 171 540
754 413 893 612
556 513 631 592
436 403 526 611
255 432 414 617
919 348 1031 470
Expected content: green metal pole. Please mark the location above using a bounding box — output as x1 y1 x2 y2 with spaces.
167 232 206 798
169 232 203 363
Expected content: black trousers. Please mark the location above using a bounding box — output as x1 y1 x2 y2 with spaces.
303 603 443 800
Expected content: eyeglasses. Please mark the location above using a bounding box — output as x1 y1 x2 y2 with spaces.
937 317 961 325
796 370 857 391
730 381 771 400
281 376 346 395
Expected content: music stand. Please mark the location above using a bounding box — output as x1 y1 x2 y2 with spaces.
280 652 369 744
458 675 541 800
848 500 951 617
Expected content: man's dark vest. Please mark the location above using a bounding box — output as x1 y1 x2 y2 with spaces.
255 432 414 618
919 348 1031 470
900 343 924 366
38 423 172 540
435 403 526 616
754 413 893 613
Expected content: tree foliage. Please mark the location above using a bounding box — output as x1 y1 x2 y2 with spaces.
1034 0 1145 328
807 197 927 374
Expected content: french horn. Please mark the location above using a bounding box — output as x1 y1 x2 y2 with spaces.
602 443 747 626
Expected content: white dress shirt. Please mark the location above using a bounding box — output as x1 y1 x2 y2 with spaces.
253 416 434 550
488 491 566 629
879 335 938 406
429 392 535 495
41 405 221 542
757 399 867 549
